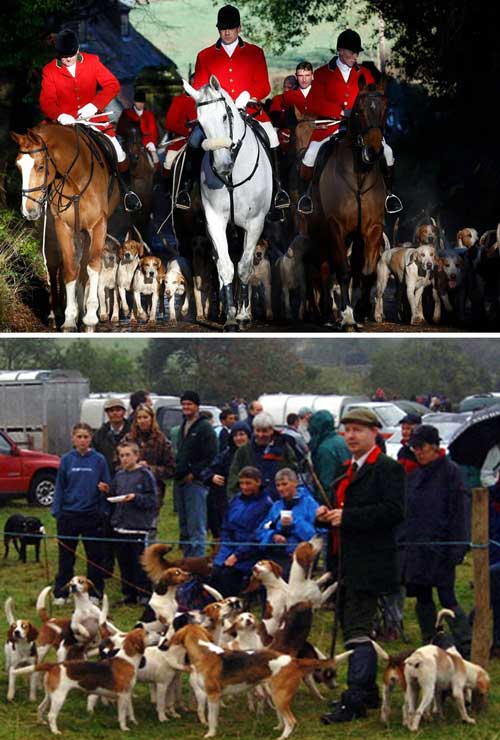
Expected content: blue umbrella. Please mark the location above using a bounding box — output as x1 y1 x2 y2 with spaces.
448 403 500 468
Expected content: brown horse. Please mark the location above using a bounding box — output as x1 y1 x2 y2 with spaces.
308 77 388 327
116 116 155 237
11 123 119 331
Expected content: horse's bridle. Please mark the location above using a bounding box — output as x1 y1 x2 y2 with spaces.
351 90 386 164
197 94 259 186
18 139 56 207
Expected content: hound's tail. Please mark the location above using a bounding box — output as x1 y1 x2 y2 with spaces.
12 662 55 676
36 586 53 623
435 608 455 630
296 650 352 674
140 543 174 583
370 639 390 661
5 596 15 626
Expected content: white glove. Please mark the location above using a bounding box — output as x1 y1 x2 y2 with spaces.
146 142 156 152
77 103 98 119
235 90 250 109
57 113 76 126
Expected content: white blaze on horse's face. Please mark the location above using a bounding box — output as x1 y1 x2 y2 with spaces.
17 153 40 220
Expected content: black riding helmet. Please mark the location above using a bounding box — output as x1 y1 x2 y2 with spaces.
336 29 363 53
216 4 241 30
55 28 79 58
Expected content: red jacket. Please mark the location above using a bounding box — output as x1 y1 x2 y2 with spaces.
40 53 120 136
121 107 158 147
281 88 313 116
164 94 197 138
193 37 271 123
307 59 375 143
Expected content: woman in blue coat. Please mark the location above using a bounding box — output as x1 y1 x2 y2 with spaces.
257 467 319 578
210 466 272 597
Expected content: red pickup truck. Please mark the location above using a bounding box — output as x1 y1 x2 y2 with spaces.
0 430 60 506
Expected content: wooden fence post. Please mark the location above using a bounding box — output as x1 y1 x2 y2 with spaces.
470 487 492 668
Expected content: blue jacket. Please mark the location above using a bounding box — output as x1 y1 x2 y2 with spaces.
110 467 158 533
256 485 320 556
52 448 110 519
214 489 272 573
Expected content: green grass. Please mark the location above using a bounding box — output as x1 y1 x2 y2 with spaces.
0 491 499 740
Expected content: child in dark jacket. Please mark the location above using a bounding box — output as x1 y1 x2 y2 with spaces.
210 466 272 597
110 441 158 605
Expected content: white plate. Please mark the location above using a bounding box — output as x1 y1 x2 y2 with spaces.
106 495 128 503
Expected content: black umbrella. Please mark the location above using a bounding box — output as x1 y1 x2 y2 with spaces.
448 403 500 468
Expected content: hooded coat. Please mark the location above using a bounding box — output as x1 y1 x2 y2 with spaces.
309 410 350 501
402 452 468 587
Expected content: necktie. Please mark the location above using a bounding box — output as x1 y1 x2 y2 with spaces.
351 461 358 479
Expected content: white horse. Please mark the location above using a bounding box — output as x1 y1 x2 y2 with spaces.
183 76 273 328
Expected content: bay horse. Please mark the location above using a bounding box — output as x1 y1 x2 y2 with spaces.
183 75 273 328
11 123 119 331
116 115 155 238
308 76 388 328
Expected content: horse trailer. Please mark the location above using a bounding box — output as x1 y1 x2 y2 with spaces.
0 370 90 455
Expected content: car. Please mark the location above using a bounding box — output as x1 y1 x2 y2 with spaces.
155 404 222 440
392 399 430 418
458 393 500 413
385 411 472 460
339 401 406 440
0 430 60 506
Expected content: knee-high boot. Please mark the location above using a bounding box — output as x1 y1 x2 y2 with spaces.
116 159 142 212
446 604 472 659
415 599 437 643
321 642 378 723
297 163 314 215
270 147 290 209
380 160 403 214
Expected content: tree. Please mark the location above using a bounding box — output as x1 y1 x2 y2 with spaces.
368 340 492 403
61 340 146 392
144 339 317 403
0 339 63 370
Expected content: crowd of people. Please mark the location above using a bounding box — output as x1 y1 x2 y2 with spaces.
49 387 500 721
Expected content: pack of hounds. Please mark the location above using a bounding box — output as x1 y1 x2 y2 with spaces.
93 219 500 328
4 537 491 736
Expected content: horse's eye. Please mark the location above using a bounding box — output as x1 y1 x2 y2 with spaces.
223 114 228 123
37 165 45 173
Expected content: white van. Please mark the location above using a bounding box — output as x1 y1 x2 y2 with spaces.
258 393 370 427
80 393 180 430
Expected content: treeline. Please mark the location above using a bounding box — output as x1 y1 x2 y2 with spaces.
0 338 496 407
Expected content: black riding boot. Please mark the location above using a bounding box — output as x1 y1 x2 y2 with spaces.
415 599 437 643
116 161 142 213
297 163 313 215
381 162 403 214
446 605 472 659
271 148 290 209
321 642 378 723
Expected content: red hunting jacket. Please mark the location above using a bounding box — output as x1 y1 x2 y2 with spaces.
121 108 159 147
40 53 120 136
193 37 271 123
307 58 375 142
164 93 197 151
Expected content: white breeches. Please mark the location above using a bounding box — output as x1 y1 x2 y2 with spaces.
303 136 394 167
104 134 126 163
260 121 279 148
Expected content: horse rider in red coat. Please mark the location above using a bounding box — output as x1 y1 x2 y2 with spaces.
297 29 402 215
119 89 159 165
176 4 290 212
39 28 141 212
162 89 197 180
269 61 314 149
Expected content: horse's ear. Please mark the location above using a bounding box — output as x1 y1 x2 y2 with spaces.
358 74 367 91
182 79 201 103
209 75 221 92
377 75 387 94
10 131 23 145
26 128 44 145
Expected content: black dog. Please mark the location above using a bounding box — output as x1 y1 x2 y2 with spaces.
3 514 43 562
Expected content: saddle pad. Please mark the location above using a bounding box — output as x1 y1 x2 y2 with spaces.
202 152 225 190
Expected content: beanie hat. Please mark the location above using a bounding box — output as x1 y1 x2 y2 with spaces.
180 390 200 406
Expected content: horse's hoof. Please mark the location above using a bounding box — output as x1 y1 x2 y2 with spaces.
223 321 239 332
84 325 95 333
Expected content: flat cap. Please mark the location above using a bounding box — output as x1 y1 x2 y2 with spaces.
104 397 127 411
340 407 382 428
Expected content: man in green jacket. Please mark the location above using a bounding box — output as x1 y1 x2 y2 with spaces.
317 408 405 724
174 391 218 556
309 409 350 501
